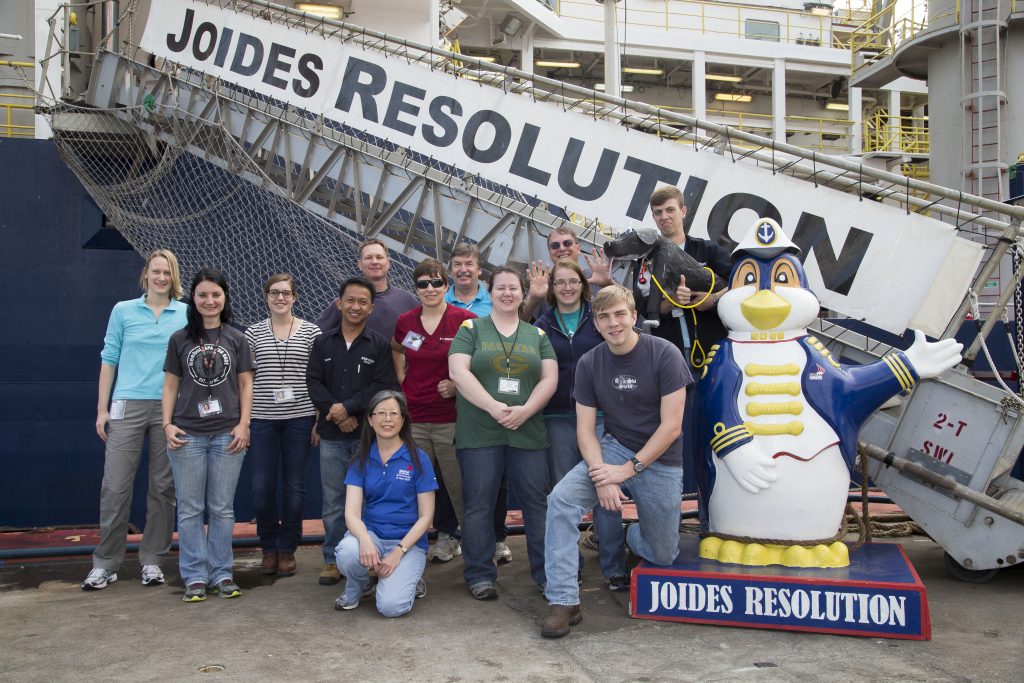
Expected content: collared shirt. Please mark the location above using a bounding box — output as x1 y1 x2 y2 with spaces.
444 281 492 317
101 295 187 400
345 443 438 550
314 284 419 340
306 325 398 440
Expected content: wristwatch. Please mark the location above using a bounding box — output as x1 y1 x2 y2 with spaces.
629 457 645 474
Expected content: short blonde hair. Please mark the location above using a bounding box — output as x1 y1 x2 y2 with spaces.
592 284 635 313
139 249 183 300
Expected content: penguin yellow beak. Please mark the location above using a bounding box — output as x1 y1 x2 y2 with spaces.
741 289 792 330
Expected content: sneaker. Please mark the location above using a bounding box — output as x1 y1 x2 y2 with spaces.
213 578 242 599
493 541 512 565
470 583 498 600
81 568 118 591
318 562 342 585
334 582 375 610
183 583 207 602
140 565 165 587
415 578 427 599
428 533 462 563
608 575 630 592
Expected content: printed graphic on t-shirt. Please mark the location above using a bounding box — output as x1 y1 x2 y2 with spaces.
186 344 232 387
613 374 638 391
396 465 413 482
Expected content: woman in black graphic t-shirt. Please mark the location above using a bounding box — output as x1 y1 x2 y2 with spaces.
162 269 254 603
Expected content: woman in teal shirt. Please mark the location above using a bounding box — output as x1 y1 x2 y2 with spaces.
83 250 187 591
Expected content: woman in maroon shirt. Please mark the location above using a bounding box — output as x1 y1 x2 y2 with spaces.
392 258 476 563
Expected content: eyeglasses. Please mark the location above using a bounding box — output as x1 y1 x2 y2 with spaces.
415 278 446 290
268 290 294 299
554 279 582 289
371 411 402 420
549 239 576 250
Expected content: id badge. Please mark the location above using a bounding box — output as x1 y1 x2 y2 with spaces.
273 387 296 404
498 377 520 395
198 398 223 417
401 331 424 351
109 400 127 421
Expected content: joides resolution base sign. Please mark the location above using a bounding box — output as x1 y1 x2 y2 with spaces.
631 539 930 639
140 2 982 335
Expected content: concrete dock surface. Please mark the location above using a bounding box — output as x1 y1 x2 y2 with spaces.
1 534 1022 682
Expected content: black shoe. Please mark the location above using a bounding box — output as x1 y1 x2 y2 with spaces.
608 575 630 592
470 583 498 600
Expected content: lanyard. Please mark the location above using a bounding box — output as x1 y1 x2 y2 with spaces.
554 306 581 339
493 318 521 377
271 315 295 376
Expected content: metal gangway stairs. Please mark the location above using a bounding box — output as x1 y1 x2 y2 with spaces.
37 0 1024 580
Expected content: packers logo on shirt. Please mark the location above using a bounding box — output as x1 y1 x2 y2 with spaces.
491 353 531 376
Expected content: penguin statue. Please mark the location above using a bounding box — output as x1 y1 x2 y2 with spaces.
697 218 963 568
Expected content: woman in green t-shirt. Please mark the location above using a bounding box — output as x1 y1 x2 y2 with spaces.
449 266 558 600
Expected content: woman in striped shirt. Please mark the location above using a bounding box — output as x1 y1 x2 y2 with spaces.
245 274 322 577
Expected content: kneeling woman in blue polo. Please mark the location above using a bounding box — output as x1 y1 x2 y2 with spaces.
334 390 437 617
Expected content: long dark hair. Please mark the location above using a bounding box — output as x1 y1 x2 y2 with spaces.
356 390 422 473
185 268 233 344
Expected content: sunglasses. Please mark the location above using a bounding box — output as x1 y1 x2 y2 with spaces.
415 278 446 289
549 239 576 250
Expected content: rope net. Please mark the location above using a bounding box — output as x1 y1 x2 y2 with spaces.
47 103 416 325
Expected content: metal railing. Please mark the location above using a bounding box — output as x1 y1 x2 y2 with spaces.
554 0 842 49
848 0 960 74
0 92 34 138
0 60 35 138
656 106 853 153
863 111 930 154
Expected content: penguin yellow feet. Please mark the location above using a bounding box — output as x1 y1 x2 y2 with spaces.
699 537 850 568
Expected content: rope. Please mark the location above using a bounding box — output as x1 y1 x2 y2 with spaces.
648 265 717 368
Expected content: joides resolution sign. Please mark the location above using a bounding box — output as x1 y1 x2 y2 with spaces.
141 3 981 334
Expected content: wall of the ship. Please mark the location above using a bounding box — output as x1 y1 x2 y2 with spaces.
0 138 323 528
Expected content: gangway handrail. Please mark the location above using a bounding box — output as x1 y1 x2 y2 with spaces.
89 0 1022 231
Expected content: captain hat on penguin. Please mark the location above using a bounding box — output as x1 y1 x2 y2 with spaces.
696 217 962 569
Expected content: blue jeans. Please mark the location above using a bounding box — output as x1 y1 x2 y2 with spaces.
336 531 427 617
250 416 315 553
167 433 246 586
458 445 549 589
544 433 683 606
319 438 359 563
545 416 626 579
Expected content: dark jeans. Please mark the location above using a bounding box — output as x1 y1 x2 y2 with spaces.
458 445 549 589
249 416 315 553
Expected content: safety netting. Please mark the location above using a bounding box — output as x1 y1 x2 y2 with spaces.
48 102 416 325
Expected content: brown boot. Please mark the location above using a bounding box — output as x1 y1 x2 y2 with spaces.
260 550 278 575
318 562 342 585
540 604 582 638
277 552 297 577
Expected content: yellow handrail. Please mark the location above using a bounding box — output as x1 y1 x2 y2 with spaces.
0 92 35 138
862 111 929 154
848 0 960 74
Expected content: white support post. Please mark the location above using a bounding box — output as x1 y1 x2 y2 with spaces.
850 86 863 154
603 0 621 98
520 22 534 74
693 51 706 122
772 58 786 142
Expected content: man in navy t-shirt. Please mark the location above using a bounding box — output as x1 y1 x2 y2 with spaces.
540 285 692 638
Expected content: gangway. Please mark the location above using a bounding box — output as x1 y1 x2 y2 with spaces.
36 0 1024 580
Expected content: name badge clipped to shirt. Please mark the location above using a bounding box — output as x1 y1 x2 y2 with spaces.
109 400 127 421
401 331 424 351
273 387 296 404
498 377 520 395
198 398 223 417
